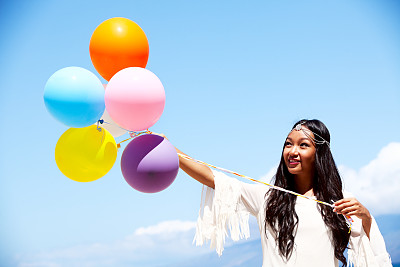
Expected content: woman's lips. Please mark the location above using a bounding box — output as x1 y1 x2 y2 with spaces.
288 159 300 166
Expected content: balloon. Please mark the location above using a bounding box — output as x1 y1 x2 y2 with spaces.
121 134 179 193
89 17 149 81
44 67 105 128
105 67 165 131
55 125 117 182
96 84 127 137
98 110 127 138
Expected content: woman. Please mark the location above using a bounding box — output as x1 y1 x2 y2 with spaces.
162 119 392 266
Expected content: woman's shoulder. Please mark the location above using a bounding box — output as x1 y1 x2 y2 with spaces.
241 181 269 196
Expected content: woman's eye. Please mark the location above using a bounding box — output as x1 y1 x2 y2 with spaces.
300 143 310 147
285 141 292 146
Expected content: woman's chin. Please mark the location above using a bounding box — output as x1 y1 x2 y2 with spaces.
287 167 301 175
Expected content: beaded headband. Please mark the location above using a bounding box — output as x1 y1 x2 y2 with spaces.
291 122 330 147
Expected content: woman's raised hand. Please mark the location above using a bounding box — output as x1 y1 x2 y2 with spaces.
334 198 372 238
333 198 370 219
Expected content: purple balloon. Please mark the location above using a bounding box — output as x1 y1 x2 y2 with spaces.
121 134 179 193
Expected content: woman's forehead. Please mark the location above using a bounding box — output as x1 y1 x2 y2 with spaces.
286 126 315 141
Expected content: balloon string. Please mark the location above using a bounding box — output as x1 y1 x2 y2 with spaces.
116 129 151 149
330 200 353 233
98 119 129 132
98 119 111 125
113 131 352 231
96 120 103 132
176 152 353 231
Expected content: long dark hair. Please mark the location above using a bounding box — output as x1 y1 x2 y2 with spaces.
264 119 350 266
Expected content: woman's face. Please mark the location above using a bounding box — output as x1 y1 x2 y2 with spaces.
283 127 316 176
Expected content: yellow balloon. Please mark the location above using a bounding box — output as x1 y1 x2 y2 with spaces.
55 125 117 182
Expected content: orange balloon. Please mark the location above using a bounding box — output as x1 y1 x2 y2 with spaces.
89 17 149 81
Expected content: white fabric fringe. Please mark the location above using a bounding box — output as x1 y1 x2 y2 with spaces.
193 170 250 256
192 172 392 266
347 214 392 267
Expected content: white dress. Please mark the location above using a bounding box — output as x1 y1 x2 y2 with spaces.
193 170 392 267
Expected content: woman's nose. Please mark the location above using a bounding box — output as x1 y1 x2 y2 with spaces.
289 146 299 156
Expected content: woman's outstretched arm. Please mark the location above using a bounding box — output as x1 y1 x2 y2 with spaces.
154 133 215 189
175 147 215 189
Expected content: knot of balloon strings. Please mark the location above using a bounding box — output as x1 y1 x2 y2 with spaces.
117 129 151 149
96 120 103 132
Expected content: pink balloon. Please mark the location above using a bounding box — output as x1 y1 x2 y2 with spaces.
105 67 165 131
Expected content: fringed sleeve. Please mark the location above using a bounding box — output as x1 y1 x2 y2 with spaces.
348 215 392 267
193 169 250 256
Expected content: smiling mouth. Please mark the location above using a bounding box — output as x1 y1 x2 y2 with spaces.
288 159 300 166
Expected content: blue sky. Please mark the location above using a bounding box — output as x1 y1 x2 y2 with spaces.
0 0 399 266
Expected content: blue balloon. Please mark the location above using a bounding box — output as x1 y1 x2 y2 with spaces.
44 67 105 128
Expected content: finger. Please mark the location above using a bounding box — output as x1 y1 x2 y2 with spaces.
334 203 359 213
337 198 358 206
339 206 359 215
334 198 354 206
335 201 357 211
345 211 361 217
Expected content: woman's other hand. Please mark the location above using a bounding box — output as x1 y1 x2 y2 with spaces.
334 198 372 238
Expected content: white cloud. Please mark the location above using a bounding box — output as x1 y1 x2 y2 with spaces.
339 142 400 215
133 220 196 236
16 220 207 267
